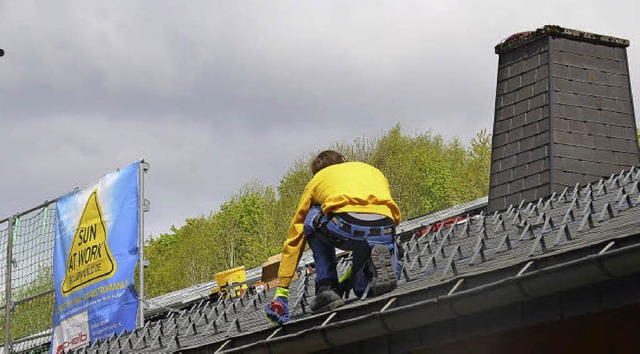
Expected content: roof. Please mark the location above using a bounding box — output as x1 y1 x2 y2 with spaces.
62 165 640 353
396 196 487 235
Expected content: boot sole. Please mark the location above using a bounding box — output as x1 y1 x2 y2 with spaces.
311 297 344 313
370 245 397 296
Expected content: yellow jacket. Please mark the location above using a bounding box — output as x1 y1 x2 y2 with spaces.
278 161 401 287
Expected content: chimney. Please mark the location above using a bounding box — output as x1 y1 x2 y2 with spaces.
488 25 640 212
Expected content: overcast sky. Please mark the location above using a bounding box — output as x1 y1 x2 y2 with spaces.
1 1 638 238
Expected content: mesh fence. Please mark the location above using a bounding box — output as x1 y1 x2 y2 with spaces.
0 202 57 353
0 161 147 353
0 220 8 349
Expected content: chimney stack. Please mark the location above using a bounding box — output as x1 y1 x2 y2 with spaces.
488 25 639 212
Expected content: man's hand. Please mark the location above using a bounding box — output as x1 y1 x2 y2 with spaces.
265 287 289 324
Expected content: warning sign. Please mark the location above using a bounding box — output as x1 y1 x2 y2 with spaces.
52 160 141 351
61 189 116 296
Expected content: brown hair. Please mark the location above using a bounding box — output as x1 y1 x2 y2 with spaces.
311 150 346 175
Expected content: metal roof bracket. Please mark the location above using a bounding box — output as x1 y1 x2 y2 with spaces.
458 221 471 238
448 279 465 296
596 203 615 223
544 192 556 209
570 183 581 199
529 232 549 256
401 264 411 282
517 261 535 276
614 187 627 204
554 224 572 246
266 327 282 340
441 245 462 280
511 212 523 226
223 318 241 337
609 175 622 189
596 241 618 278
558 187 569 202
578 212 595 231
617 193 633 210
504 206 513 218
496 233 513 253
596 179 608 195
469 235 487 265
581 200 595 215
215 340 231 353
541 215 555 233
561 205 576 224
518 222 535 241
381 297 398 312
622 167 634 184
475 216 487 233
321 312 338 327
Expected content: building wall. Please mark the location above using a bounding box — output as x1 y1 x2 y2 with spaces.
411 303 640 354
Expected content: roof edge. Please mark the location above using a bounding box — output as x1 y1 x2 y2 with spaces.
224 239 640 354
495 25 630 54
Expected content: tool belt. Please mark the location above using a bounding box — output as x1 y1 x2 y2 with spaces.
319 212 395 249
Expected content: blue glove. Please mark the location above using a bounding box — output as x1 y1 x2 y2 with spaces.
265 287 289 324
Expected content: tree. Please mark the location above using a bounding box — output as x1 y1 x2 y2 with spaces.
143 125 493 298
143 182 280 297
7 267 54 342
367 124 491 219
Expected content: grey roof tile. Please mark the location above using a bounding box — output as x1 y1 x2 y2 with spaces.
21 166 640 354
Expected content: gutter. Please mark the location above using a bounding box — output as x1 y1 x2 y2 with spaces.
225 240 640 354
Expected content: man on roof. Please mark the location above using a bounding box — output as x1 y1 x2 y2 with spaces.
265 150 402 324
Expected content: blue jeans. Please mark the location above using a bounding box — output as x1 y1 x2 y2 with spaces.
305 206 401 296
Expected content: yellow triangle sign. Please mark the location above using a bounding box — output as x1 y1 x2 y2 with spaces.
61 189 117 296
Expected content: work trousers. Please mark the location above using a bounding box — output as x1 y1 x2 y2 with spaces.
304 205 401 297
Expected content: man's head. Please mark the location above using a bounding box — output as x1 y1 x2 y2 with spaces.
311 150 347 175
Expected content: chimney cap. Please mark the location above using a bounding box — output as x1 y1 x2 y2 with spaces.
495 25 630 54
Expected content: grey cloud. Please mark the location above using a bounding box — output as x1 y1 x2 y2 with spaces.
1 0 638 236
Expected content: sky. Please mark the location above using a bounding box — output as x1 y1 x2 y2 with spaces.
1 0 638 238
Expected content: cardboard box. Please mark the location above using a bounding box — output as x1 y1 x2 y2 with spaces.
261 254 298 283
255 278 280 293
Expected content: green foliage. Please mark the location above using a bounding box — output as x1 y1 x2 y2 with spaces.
144 182 282 298
143 125 493 298
367 125 491 219
5 267 54 343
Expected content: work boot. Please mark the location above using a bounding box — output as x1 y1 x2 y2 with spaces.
369 245 397 296
310 289 344 313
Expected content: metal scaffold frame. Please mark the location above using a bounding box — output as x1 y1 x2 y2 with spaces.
0 160 149 354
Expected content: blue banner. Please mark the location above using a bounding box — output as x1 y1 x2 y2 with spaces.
51 161 140 353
